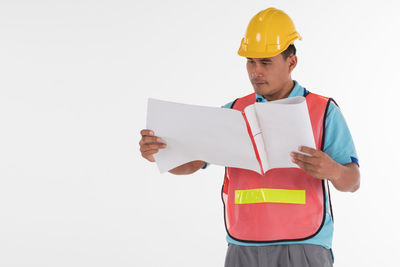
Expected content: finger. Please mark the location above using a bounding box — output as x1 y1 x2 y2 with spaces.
140 143 167 152
292 158 308 171
142 149 158 161
298 146 319 156
292 158 315 175
139 136 164 146
140 129 154 137
291 151 316 164
141 136 164 144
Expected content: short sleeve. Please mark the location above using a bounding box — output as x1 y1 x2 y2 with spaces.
221 101 235 109
323 101 359 166
201 100 235 170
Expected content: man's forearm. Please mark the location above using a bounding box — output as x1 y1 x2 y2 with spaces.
329 162 360 192
168 160 206 175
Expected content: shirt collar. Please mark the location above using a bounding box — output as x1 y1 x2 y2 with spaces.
255 80 304 103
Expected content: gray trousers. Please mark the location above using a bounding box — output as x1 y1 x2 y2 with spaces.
224 244 333 267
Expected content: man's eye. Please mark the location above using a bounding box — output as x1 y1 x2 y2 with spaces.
261 62 270 65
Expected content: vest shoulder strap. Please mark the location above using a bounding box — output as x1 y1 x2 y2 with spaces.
306 91 339 107
231 92 256 111
231 91 336 112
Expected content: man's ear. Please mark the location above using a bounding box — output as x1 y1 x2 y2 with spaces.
288 55 298 73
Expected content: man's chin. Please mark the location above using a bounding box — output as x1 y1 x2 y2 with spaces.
253 87 269 96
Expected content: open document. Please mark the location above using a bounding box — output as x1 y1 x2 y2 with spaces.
146 96 316 174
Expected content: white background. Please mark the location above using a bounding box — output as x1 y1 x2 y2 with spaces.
0 0 399 266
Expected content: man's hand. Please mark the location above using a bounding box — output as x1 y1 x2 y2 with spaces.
290 146 360 192
139 129 167 162
290 146 340 180
139 129 206 175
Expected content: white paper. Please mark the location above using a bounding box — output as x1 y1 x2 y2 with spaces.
254 96 316 169
146 98 260 173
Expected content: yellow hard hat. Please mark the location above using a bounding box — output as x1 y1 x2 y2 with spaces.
238 8 302 58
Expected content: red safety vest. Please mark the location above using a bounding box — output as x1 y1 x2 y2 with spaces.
222 91 333 243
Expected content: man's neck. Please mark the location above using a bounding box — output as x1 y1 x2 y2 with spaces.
262 79 295 101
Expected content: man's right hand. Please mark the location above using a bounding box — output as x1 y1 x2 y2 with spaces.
139 129 167 162
139 129 206 175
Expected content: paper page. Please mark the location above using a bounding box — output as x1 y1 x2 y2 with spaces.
243 105 269 172
254 96 316 169
146 98 261 173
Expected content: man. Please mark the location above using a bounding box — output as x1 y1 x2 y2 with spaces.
139 7 360 267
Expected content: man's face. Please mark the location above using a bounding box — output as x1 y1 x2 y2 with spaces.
246 54 296 98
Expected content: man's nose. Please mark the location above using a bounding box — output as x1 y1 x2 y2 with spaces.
251 63 263 78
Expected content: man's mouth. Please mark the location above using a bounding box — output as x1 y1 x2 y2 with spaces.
255 82 266 85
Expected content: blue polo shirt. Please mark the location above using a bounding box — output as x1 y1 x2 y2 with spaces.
203 80 359 252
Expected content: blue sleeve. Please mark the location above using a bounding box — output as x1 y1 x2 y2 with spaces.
201 100 235 170
323 101 359 166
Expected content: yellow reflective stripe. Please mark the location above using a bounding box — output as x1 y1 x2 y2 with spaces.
235 188 306 204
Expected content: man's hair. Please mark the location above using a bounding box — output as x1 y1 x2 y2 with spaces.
281 44 296 60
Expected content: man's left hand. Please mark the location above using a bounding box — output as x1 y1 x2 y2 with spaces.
290 146 341 181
